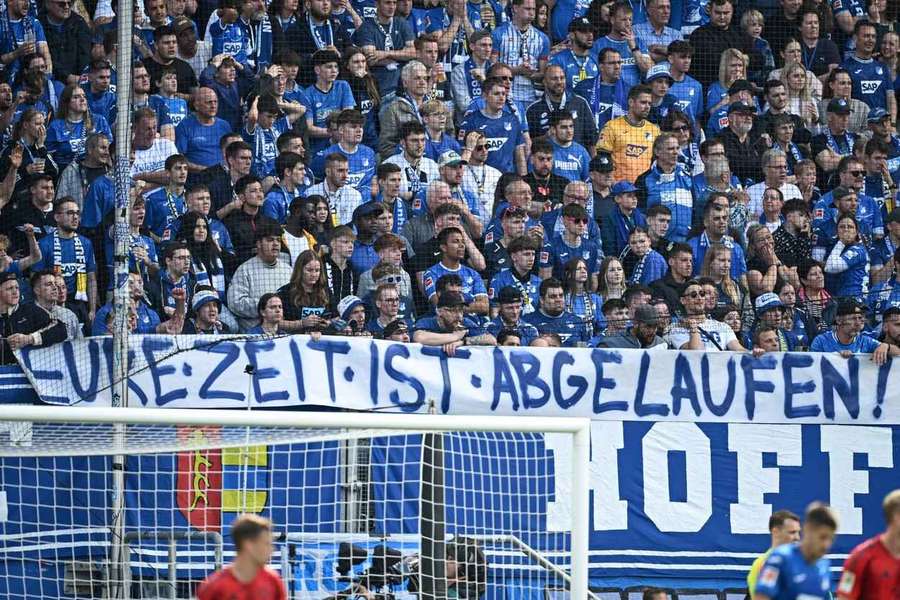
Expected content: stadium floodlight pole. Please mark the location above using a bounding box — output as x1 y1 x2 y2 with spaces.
110 0 136 595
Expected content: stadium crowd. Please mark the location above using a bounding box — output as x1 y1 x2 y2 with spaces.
0 0 899 362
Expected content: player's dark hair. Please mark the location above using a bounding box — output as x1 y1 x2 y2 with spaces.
805 502 838 530
769 509 800 531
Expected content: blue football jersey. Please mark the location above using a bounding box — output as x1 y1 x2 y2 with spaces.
754 543 831 600
459 108 525 174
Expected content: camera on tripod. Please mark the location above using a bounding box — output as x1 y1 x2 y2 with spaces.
327 542 421 600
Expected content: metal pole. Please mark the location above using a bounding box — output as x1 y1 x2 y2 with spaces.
570 423 591 600
110 0 135 594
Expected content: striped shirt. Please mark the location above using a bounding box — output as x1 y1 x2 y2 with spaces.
491 22 550 103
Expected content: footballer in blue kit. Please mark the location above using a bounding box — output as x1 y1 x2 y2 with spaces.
753 504 838 600
459 78 526 176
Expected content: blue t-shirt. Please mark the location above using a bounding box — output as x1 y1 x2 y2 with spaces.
868 279 900 314
423 262 487 301
669 74 704 123
81 174 115 229
143 187 186 238
84 87 116 126
459 108 525 174
174 115 232 168
590 36 646 88
0 17 46 80
262 184 303 224
413 314 486 337
574 77 628 131
488 269 541 312
549 49 600 90
522 309 589 346
351 17 415 95
151 94 188 127
842 55 893 113
303 81 356 155
485 317 539 345
550 139 591 182
243 116 292 179
754 544 831 600
34 234 98 295
425 131 462 164
540 234 603 280
549 0 592 42
309 142 376 201
46 114 113 170
640 163 695 241
810 330 881 353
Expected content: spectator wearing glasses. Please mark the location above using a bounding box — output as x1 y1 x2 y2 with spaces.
147 240 196 323
813 157 883 243
413 289 495 352
367 282 411 335
746 150 802 220
541 203 602 285
33 197 97 325
575 48 628 135
39 0 90 86
666 279 748 351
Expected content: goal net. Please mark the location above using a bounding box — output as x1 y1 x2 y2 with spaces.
0 407 589 600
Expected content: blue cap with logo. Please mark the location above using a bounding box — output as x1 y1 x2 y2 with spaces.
867 107 890 123
611 180 637 195
645 63 674 83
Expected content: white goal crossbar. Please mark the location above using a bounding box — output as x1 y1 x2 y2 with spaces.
0 405 591 599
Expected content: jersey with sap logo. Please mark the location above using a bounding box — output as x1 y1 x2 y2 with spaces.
754 544 832 600
549 49 600 90
459 109 525 174
243 116 291 179
550 139 591 182
150 94 188 128
303 80 356 155
597 116 660 183
842 55 893 113
309 143 377 201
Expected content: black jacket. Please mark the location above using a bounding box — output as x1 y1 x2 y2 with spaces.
0 303 68 365
525 93 599 150
649 272 690 314
688 24 761 87
288 17 352 87
39 13 92 84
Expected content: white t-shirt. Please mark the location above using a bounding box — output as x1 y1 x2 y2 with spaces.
665 318 738 351
746 182 803 220
132 138 178 177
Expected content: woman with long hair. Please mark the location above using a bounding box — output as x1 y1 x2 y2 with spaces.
823 214 869 298
701 244 744 309
269 0 301 56
2 108 58 197
770 39 822 100
707 49 750 115
46 83 112 171
247 293 286 335
596 256 626 300
798 260 834 329
780 61 819 129
278 249 333 332
303 195 334 243
661 110 701 175
343 47 381 149
563 257 604 339
177 211 228 300
776 280 815 349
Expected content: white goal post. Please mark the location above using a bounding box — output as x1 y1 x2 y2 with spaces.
0 406 590 600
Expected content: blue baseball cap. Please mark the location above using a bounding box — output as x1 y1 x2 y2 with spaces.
867 107 890 123
611 180 637 195
754 292 784 315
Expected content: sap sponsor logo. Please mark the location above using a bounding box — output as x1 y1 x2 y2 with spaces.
598 102 613 114
359 99 373 112
346 172 365 187
625 143 648 158
483 137 508 151
861 80 882 94
676 100 692 112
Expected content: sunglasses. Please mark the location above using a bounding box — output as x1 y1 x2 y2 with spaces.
849 170 865 177
568 217 588 225
682 290 706 299
475 144 487 151
670 125 691 132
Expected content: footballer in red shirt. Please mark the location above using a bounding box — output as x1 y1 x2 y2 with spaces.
197 514 286 600
837 490 900 600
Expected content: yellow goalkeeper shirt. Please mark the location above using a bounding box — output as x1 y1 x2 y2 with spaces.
596 116 660 183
